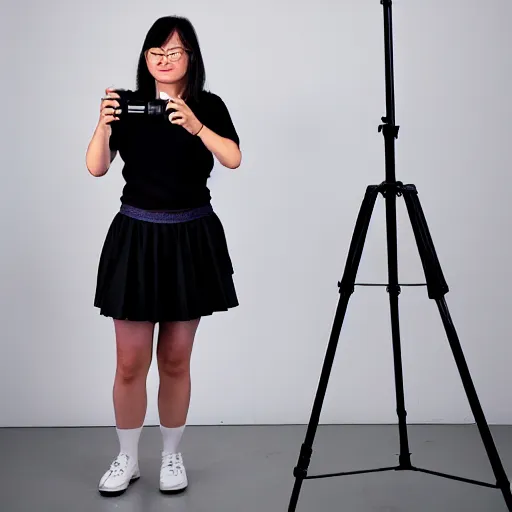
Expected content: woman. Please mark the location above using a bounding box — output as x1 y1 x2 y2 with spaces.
85 16 241 497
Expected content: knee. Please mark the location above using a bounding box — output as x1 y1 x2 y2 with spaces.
116 355 150 384
157 321 198 378
158 350 190 378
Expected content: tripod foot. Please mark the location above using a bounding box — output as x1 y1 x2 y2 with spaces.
500 482 512 511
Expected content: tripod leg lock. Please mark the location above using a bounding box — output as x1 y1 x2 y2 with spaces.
387 284 401 296
293 443 313 479
337 281 355 295
378 120 400 139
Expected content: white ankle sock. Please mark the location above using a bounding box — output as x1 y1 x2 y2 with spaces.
116 426 143 461
160 424 185 454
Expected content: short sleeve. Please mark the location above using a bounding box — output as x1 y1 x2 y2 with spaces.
203 93 240 146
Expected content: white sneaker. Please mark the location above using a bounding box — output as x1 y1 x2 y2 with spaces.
98 453 140 496
160 452 188 494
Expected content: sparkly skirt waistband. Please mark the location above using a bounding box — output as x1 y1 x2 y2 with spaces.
119 203 214 224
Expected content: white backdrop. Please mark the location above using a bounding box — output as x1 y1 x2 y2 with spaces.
0 0 511 427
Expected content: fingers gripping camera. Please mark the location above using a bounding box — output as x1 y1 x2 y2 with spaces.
113 89 175 118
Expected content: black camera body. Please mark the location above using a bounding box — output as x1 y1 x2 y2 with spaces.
114 89 173 118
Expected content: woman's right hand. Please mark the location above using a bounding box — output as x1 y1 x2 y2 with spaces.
98 88 121 129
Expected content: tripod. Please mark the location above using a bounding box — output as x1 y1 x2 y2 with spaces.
288 1 512 511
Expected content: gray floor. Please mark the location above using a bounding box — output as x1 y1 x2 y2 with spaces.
1 425 512 512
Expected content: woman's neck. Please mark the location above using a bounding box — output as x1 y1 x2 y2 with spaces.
156 81 186 100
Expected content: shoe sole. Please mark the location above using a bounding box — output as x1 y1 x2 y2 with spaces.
160 481 188 494
99 475 140 497
159 483 188 495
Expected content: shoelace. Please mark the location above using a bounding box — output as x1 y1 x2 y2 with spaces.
162 453 184 476
109 454 129 477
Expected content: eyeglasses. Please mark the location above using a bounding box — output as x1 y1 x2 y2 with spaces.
146 47 188 63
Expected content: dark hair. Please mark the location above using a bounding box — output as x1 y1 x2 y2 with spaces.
135 16 206 101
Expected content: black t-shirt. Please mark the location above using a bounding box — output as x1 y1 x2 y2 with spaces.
109 90 239 210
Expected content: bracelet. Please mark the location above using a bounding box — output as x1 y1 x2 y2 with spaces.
194 124 204 136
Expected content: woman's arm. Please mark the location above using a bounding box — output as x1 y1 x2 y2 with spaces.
86 125 116 177
166 97 242 169
86 88 120 177
196 126 241 169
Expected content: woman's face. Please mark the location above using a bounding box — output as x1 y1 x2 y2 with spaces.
145 31 190 87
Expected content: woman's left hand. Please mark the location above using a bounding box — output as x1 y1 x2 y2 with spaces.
166 97 203 136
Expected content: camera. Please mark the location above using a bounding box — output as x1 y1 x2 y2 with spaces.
114 89 173 117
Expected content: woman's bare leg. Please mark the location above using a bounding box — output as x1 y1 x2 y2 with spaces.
99 319 155 495
156 319 200 428
113 319 155 428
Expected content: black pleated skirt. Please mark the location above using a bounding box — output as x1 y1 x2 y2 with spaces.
94 203 238 322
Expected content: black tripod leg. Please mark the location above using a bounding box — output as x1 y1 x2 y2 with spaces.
402 184 512 509
288 185 381 512
383 180 413 470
